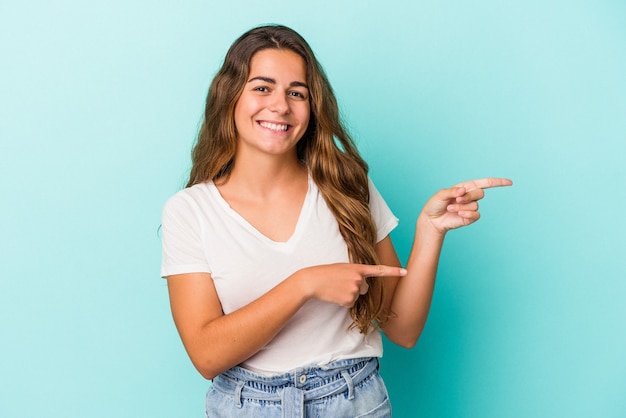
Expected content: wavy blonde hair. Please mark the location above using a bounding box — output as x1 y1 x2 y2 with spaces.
187 25 387 333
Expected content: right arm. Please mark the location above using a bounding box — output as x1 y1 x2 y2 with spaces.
167 263 405 380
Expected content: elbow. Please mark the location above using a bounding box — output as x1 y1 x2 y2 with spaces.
198 369 218 381
382 317 428 349
393 336 418 349
184 334 240 380
190 353 223 380
383 328 423 349
195 362 222 381
194 360 215 380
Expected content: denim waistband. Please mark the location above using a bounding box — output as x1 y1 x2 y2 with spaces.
211 357 379 412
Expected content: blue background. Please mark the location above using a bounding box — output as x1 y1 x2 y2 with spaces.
1 1 625 417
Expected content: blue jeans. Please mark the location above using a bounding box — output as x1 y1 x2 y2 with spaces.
205 357 392 417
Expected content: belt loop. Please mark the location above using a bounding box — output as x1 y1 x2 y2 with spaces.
234 380 245 408
281 386 304 418
340 369 355 400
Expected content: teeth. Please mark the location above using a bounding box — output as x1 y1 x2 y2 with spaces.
260 122 289 132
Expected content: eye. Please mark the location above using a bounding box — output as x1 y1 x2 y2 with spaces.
288 90 307 100
253 86 270 93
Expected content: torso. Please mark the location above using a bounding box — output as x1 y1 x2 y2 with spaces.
161 174 399 375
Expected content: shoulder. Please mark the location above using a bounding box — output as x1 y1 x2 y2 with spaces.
162 182 216 222
164 182 211 210
367 176 399 240
367 176 385 202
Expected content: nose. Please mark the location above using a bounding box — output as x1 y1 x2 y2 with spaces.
268 93 290 114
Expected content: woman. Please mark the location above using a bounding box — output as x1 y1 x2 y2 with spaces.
161 24 511 417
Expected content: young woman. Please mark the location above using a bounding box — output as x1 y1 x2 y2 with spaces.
161 24 512 417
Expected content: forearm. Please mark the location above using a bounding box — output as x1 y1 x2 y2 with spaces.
383 214 446 347
173 262 402 379
185 274 309 379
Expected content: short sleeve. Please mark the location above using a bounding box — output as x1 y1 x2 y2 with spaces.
160 192 212 278
368 178 399 242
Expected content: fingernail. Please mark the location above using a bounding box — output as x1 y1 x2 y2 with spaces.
399 268 407 275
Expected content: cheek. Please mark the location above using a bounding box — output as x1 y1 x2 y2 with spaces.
233 100 255 129
235 95 260 117
299 103 311 126
233 100 243 120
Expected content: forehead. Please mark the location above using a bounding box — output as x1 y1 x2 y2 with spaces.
248 49 307 80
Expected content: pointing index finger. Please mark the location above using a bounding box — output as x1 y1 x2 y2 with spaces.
363 265 408 278
457 177 513 191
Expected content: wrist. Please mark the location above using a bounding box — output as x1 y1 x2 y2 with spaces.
416 213 447 243
287 268 315 302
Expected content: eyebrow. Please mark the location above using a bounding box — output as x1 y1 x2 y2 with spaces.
248 76 309 89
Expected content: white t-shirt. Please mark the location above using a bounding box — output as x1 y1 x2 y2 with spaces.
161 175 398 375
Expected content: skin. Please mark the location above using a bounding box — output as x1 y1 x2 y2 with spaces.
166 48 513 379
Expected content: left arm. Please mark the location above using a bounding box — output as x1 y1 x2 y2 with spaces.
377 178 513 348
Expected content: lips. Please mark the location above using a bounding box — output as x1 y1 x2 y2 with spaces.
258 121 290 132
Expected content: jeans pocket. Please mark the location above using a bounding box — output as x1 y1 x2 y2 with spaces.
354 396 391 418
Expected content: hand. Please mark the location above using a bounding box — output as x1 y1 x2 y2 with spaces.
297 263 407 308
421 178 513 234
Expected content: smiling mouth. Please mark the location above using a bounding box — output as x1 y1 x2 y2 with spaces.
258 121 290 132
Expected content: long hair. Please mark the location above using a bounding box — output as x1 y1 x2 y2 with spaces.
188 24 388 333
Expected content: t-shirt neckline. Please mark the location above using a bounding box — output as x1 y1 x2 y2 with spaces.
207 175 314 249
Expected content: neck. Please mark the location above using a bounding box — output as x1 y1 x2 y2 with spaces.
225 151 307 196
